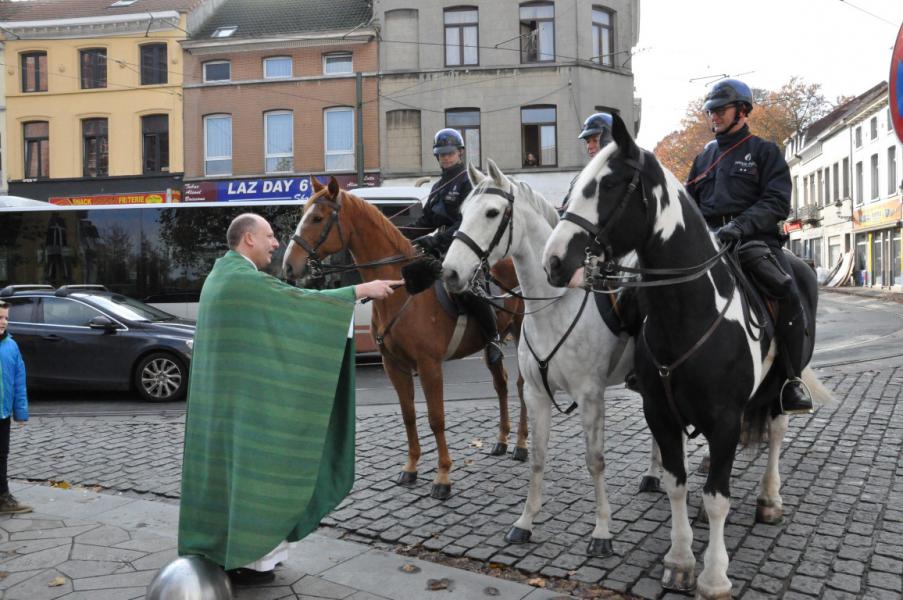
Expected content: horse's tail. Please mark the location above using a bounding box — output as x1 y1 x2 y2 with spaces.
802 366 835 407
741 365 834 447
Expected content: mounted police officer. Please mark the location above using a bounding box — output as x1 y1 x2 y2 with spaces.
405 128 504 364
559 112 614 213
686 78 812 414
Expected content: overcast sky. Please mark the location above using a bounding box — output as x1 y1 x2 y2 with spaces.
633 0 903 148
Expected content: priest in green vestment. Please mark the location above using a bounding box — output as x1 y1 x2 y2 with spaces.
178 213 400 586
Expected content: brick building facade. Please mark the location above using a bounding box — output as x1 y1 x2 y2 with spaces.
180 0 379 199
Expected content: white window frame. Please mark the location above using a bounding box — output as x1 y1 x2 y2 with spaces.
324 107 355 172
211 26 237 38
264 111 293 174
591 6 614 66
263 56 292 79
323 52 353 75
204 114 232 176
203 60 231 83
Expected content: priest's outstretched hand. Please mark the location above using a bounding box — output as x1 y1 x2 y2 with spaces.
355 279 404 300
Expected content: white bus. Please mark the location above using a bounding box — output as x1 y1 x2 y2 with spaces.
0 187 426 355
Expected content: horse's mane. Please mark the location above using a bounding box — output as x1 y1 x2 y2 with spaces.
470 177 560 228
340 189 415 252
513 179 560 227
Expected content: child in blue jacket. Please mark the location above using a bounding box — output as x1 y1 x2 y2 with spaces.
0 300 31 514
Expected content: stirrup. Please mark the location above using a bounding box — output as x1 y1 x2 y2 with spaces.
485 336 504 364
779 377 813 415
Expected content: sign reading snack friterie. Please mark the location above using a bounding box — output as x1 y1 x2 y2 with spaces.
49 191 182 205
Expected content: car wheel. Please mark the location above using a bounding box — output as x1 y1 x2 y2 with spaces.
135 352 187 402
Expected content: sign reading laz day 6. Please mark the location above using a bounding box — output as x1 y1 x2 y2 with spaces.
892 20 903 143
184 177 313 202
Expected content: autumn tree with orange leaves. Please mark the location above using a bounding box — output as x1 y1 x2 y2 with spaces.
653 77 845 182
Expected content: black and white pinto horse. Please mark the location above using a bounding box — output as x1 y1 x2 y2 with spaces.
542 114 831 599
442 159 662 557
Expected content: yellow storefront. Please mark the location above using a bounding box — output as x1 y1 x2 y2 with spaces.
852 197 903 288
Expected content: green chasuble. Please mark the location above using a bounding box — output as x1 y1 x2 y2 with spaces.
178 250 356 569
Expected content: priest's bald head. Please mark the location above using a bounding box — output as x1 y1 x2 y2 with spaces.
227 213 279 269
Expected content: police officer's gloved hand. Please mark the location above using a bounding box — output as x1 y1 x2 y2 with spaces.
716 221 743 245
412 235 439 257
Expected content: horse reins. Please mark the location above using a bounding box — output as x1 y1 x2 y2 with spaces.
522 288 592 414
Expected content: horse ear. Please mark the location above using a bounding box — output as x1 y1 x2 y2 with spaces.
311 177 325 193
486 158 507 186
611 112 639 159
327 176 341 199
467 161 487 187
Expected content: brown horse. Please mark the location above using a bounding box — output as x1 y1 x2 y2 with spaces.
282 177 527 500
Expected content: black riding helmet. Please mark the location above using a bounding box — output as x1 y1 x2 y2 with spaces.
578 112 614 141
704 78 754 115
433 128 465 156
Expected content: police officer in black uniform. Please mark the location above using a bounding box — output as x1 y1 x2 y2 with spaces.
559 112 615 213
405 128 504 364
686 78 812 414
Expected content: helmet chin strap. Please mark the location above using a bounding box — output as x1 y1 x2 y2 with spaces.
711 103 743 134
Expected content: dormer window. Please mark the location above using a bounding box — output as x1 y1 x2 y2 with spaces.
212 26 237 38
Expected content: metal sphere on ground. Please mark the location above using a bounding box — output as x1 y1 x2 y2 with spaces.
147 556 233 600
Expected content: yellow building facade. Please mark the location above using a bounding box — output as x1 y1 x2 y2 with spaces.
2 9 189 200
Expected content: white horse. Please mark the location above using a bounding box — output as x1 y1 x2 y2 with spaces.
442 159 662 556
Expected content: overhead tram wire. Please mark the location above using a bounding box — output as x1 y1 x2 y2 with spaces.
837 0 899 27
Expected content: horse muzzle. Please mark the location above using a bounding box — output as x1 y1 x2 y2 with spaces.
546 254 575 288
442 266 469 294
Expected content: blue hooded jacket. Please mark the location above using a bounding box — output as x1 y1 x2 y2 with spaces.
0 334 28 421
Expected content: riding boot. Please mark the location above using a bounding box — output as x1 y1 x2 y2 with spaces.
776 300 813 415
459 292 504 364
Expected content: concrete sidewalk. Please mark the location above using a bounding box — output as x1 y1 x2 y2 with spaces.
0 482 576 600
821 285 903 303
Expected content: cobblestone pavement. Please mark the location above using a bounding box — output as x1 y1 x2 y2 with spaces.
11 364 903 599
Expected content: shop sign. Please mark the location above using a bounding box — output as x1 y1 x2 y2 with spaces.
852 197 903 230
183 173 381 202
891 19 903 143
49 191 181 206
784 221 802 233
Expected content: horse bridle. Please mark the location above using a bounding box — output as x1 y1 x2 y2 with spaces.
291 194 346 280
452 186 515 291
561 151 645 273
291 192 412 281
560 151 731 290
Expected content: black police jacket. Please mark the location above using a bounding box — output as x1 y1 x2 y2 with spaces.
405 162 473 254
686 124 791 244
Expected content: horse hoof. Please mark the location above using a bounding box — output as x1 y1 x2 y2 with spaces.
511 447 528 462
695 583 733 600
505 526 532 544
662 562 696 593
430 483 451 500
697 454 711 475
490 442 508 456
638 476 663 493
755 499 784 525
396 471 417 487
586 537 613 557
